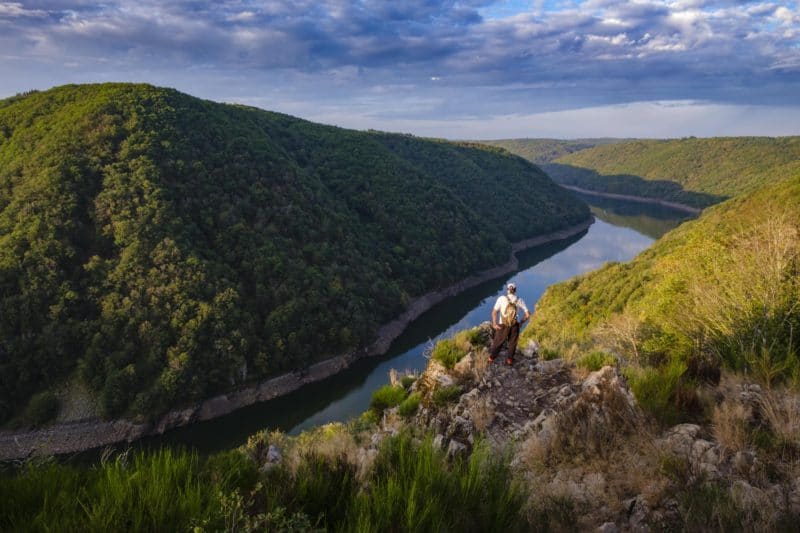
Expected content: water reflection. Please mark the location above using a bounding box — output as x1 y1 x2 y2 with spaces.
573 192 693 239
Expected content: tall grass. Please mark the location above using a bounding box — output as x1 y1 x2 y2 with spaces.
0 448 253 532
344 434 526 532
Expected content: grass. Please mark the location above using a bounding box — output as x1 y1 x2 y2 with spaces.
0 448 253 532
369 385 407 415
625 358 688 426
576 351 617 372
397 392 421 417
433 384 463 407
431 338 468 369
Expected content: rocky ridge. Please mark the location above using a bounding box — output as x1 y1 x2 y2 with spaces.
254 323 800 531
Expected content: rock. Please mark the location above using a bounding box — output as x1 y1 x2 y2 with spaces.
433 434 445 449
520 342 539 358
659 424 702 457
624 496 650 532
733 450 755 475
453 353 474 376
596 522 619 533
266 444 282 464
537 358 565 373
447 440 467 457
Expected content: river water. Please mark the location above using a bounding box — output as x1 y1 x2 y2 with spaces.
135 193 692 454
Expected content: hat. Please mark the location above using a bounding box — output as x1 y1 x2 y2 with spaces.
507 283 516 291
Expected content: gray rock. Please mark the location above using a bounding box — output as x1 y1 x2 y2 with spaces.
266 444 282 464
433 434 445 449
596 522 619 533
537 358 565 373
447 440 467 457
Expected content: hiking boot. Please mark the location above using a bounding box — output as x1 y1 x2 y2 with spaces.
505 357 514 366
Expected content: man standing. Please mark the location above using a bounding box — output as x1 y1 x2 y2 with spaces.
489 282 530 365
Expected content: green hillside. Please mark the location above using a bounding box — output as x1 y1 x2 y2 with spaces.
0 83 589 424
544 137 800 208
479 138 626 164
522 174 800 418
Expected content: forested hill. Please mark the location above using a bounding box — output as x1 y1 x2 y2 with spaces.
0 83 589 425
543 137 800 208
521 173 800 419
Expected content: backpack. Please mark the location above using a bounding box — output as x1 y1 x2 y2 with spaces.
501 295 518 326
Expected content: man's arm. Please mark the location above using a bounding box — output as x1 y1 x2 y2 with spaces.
491 307 500 329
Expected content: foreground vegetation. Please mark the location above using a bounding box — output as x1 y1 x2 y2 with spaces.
0 429 527 532
0 84 588 425
544 137 800 208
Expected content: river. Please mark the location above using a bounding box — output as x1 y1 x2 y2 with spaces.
131 193 692 454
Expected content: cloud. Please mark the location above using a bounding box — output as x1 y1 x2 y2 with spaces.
0 0 798 137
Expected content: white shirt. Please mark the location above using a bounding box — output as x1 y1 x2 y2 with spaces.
493 294 529 325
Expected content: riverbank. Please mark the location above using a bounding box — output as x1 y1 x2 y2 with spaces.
561 185 702 214
0 217 594 461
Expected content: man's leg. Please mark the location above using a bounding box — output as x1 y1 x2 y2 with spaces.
506 323 520 362
489 325 510 360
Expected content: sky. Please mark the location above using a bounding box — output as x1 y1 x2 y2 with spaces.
1 0 799 138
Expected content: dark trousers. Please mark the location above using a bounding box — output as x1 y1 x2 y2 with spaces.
489 323 520 359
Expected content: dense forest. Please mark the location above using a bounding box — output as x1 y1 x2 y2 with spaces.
522 174 800 422
540 137 800 208
0 83 589 425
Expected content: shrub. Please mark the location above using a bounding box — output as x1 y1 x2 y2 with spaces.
398 392 421 417
400 375 416 389
432 338 467 369
625 358 688 426
576 351 617 372
433 385 462 407
22 391 60 427
540 347 561 361
370 385 407 414
456 327 487 348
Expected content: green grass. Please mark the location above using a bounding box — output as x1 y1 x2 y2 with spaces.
433 384 463 407
397 392 421 417
431 338 468 369
0 448 254 532
369 385 407 415
344 434 527 532
576 351 617 371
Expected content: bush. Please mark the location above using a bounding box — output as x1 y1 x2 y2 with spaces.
457 327 487 348
370 385 407 414
625 358 688 426
22 391 60 427
540 347 561 361
576 351 617 372
433 385 462 407
432 338 468 369
400 375 416 389
398 392 421 417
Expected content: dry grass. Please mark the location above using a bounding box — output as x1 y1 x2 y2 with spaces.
519 429 667 529
759 389 800 447
712 399 753 456
472 349 490 382
470 397 495 433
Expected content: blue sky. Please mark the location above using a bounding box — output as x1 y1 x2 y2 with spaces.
1 0 798 138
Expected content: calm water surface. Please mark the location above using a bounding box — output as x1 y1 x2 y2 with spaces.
128 194 691 454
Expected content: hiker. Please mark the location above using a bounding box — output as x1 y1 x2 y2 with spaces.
489 282 530 365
